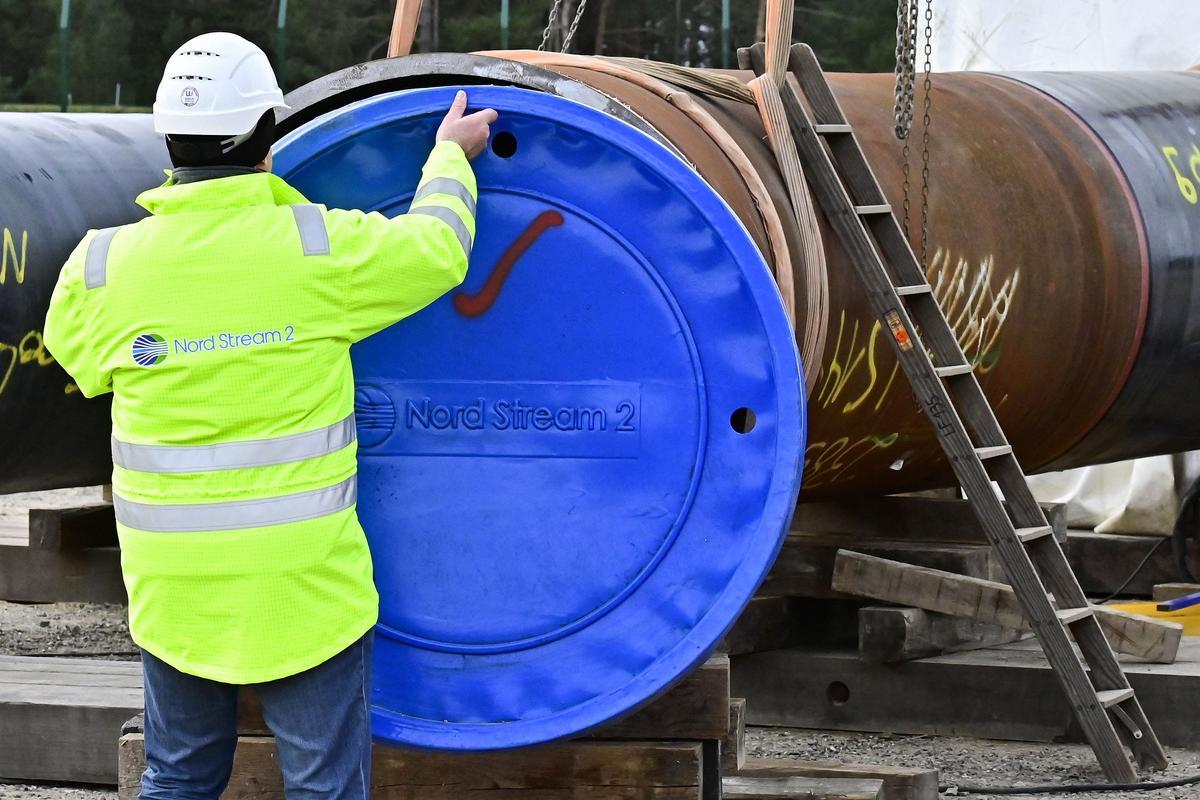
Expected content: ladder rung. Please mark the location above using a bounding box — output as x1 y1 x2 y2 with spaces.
895 283 932 296
813 123 852 134
1097 688 1135 708
1056 607 1094 625
974 445 1012 460
854 203 893 215
1016 525 1054 544
935 363 974 378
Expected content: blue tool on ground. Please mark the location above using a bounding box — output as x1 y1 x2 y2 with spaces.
274 85 804 751
1157 591 1200 612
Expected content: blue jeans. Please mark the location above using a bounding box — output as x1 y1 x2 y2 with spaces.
140 633 373 800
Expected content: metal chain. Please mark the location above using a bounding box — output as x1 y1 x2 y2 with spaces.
561 0 589 53
919 0 933 269
892 0 917 140
538 0 564 51
894 0 919 238
538 0 588 53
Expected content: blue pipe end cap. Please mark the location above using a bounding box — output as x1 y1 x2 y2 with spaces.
275 85 804 750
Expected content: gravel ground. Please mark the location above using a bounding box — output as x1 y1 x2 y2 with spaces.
0 600 132 659
747 727 1200 799
0 787 114 800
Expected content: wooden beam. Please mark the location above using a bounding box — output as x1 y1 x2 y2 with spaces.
723 775 882 799
735 758 938 800
388 0 424 58
723 698 747 772
0 656 141 784
760 536 997 599
119 734 706 799
857 606 1024 663
1154 582 1200 602
597 654 729 740
831 550 1182 663
28 504 116 551
731 639 1200 750
0 542 125 604
792 497 1067 545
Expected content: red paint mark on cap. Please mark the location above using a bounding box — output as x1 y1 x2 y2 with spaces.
454 210 565 318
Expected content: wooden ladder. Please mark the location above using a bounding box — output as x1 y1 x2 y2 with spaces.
740 41 1167 783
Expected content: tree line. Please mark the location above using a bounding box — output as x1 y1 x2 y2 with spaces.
0 0 896 107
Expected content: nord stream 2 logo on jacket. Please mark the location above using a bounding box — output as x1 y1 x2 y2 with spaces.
42 143 477 684
148 326 299 361
131 333 170 366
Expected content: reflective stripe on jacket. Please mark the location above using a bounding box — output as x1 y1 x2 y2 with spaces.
43 140 476 683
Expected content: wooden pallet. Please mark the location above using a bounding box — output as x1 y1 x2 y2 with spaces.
120 733 712 800
0 504 124 604
730 759 937 800
2 653 731 787
832 550 1183 664
732 639 1200 750
0 655 141 784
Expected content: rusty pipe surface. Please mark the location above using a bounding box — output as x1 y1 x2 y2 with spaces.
796 70 1156 496
4 55 1200 501
495 54 1198 498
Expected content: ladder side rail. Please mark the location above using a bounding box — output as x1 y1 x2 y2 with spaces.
745 52 923 294
830 274 1137 780
744 44 890 211
783 44 899 209
987 456 1098 602
935 372 1021 469
984 452 1174 768
763 42 1155 781
788 43 845 125
861 210 928 279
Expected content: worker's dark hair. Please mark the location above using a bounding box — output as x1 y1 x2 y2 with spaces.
165 110 276 169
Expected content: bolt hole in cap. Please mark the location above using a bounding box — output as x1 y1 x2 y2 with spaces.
274 85 804 750
491 130 518 158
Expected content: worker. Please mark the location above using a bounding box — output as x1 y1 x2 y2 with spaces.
43 32 496 800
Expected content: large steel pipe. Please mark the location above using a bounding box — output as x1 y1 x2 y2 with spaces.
0 114 167 491
502 54 1200 497
4 55 1200 500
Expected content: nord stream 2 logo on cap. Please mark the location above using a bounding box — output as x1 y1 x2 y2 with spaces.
131 334 169 367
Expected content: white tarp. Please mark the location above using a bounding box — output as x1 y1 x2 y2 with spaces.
928 0 1200 535
931 0 1200 72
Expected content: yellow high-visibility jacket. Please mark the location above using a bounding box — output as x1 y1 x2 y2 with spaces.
43 141 476 683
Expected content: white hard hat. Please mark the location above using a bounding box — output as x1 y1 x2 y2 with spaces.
153 32 289 137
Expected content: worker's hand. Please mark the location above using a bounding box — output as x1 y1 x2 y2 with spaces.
436 91 499 160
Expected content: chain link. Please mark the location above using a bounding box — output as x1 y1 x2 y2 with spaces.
893 0 917 141
539 0 588 53
561 0 588 53
919 0 933 269
894 0 918 238
893 0 932 267
538 0 564 51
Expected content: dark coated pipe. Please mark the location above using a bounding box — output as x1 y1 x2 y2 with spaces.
0 114 167 492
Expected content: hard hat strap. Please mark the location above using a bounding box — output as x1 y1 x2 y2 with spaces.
165 111 276 169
